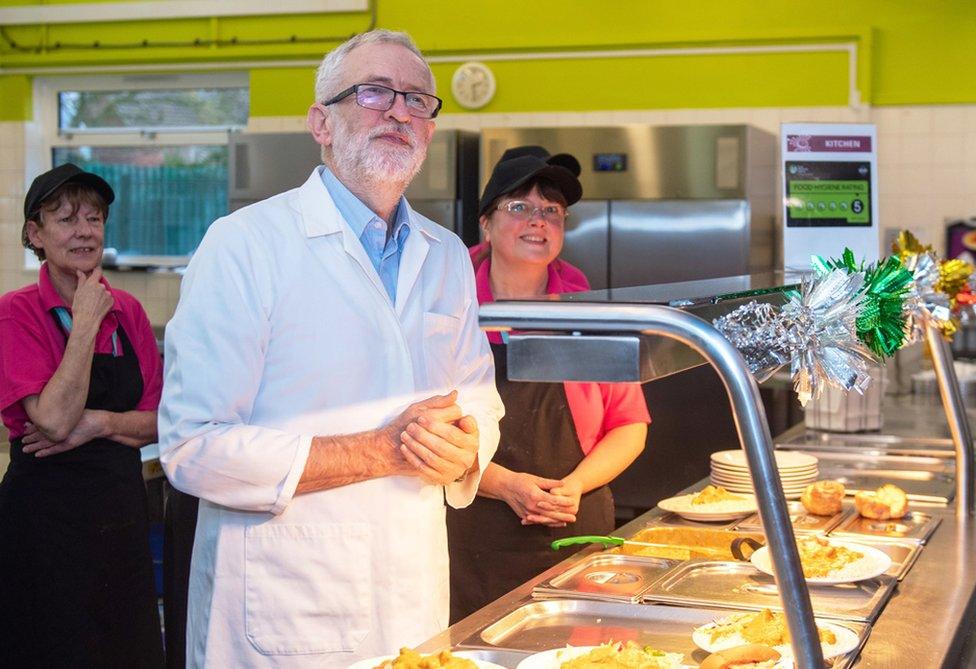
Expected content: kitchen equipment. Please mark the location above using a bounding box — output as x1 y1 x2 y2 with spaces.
460 599 868 669
642 560 896 623
734 501 847 535
531 554 673 603
480 125 776 290
550 533 762 562
830 509 941 544
227 129 480 245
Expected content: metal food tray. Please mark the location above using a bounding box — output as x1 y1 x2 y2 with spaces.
734 501 847 535
641 560 897 623
450 648 531 669
833 537 923 582
462 598 869 669
644 512 740 530
532 554 674 603
830 509 941 544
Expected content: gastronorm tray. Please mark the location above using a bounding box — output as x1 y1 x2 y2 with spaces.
832 537 922 581
462 598 869 669
644 512 740 530
615 526 765 561
641 560 896 623
733 501 847 535
449 648 531 668
532 554 675 603
829 509 941 544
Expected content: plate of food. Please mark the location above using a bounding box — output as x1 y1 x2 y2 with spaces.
657 486 758 521
349 648 508 669
515 642 686 669
692 609 859 661
750 536 892 585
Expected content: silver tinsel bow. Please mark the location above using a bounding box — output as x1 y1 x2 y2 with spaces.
714 269 879 406
902 251 951 343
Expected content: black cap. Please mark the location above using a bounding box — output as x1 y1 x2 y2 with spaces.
24 163 115 220
478 145 582 217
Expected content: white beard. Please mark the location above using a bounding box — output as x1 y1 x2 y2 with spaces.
331 116 427 194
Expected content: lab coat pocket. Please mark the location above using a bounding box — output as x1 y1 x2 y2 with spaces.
423 311 462 388
245 523 372 655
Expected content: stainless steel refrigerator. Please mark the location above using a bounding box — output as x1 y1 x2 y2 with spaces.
480 125 778 289
228 129 480 245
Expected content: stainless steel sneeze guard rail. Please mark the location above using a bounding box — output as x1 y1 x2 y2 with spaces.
479 301 825 668
925 322 976 516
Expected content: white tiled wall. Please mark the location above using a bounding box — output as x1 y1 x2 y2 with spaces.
3 104 976 330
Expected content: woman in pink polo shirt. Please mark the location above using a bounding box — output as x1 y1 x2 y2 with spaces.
0 164 164 667
446 147 650 622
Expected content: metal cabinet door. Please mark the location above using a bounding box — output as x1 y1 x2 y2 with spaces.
561 200 610 290
609 200 750 288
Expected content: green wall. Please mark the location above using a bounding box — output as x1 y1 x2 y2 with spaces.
0 0 974 121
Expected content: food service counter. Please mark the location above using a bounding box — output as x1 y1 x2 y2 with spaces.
420 396 976 667
421 495 976 667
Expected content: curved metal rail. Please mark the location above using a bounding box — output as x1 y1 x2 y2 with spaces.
925 323 975 516
479 301 824 668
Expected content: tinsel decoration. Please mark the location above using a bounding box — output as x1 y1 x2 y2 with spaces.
812 248 913 358
714 269 877 406
892 231 954 340
938 258 974 310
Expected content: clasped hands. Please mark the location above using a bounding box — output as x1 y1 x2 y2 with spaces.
389 390 480 485
502 472 582 528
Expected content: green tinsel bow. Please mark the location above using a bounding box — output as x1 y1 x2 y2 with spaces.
812 249 913 358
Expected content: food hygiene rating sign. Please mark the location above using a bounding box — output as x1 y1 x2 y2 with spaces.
781 123 880 270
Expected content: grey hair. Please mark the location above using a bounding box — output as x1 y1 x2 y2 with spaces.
313 29 435 103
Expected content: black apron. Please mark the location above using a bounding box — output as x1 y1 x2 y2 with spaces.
0 322 165 669
446 342 614 623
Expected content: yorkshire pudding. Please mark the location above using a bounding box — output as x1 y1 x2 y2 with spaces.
801 480 845 516
855 484 909 520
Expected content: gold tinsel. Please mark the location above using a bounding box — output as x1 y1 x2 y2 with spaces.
937 258 974 309
891 230 932 261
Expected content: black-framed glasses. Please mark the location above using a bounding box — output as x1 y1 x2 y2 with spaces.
495 200 567 224
321 83 442 119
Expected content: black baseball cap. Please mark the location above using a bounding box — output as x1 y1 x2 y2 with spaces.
23 163 115 220
478 145 582 217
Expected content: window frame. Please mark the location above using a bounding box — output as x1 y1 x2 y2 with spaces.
28 71 248 269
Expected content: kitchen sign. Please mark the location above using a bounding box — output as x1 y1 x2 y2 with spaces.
781 123 880 270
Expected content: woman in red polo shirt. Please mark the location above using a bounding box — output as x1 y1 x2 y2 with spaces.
446 147 650 622
0 164 164 667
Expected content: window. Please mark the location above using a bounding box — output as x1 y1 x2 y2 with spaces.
33 73 248 268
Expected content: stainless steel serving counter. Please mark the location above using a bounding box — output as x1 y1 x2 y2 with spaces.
420 394 976 667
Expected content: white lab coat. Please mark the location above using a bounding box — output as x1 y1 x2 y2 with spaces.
158 167 503 668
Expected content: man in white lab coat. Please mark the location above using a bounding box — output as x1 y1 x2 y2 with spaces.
158 29 503 668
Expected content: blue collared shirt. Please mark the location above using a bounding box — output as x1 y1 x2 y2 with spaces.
320 166 411 302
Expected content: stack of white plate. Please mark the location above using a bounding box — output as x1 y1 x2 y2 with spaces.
710 449 819 499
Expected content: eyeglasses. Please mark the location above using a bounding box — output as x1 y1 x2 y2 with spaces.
321 83 443 119
495 200 567 224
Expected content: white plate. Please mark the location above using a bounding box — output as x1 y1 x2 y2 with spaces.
708 473 817 485
349 653 507 669
750 540 892 585
707 479 811 492
658 492 758 521
515 645 685 669
711 450 819 470
692 613 859 660
710 460 818 473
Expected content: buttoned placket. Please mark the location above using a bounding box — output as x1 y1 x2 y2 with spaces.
364 216 410 302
